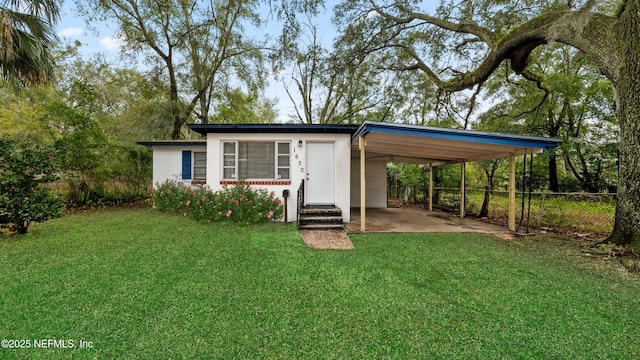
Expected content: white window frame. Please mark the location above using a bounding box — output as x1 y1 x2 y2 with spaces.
193 152 207 180
221 141 290 180
276 142 290 180
222 142 237 179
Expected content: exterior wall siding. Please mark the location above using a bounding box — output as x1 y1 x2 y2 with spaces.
151 146 206 186
350 159 388 208
206 133 352 222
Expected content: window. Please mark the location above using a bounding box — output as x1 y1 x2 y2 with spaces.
277 142 290 180
239 142 275 179
223 142 236 179
222 141 290 180
193 152 206 180
182 150 207 180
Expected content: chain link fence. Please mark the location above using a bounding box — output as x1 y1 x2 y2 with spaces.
388 184 616 234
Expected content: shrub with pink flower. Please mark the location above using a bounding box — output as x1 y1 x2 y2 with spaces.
151 180 283 224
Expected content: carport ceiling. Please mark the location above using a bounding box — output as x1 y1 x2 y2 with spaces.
351 121 562 165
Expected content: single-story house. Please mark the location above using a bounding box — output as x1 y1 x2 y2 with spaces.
138 121 561 232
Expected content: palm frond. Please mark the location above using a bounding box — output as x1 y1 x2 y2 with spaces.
3 0 60 23
0 0 58 87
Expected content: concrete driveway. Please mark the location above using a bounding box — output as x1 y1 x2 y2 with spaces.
346 207 511 235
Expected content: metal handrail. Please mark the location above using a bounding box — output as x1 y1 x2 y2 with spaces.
296 179 304 223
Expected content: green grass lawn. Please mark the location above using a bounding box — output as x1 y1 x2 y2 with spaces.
1 209 639 359
463 192 615 233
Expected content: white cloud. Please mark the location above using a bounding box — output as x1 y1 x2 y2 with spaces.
99 35 124 51
58 27 84 37
269 69 286 80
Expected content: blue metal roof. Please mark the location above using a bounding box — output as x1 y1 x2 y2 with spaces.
187 121 561 150
352 121 562 149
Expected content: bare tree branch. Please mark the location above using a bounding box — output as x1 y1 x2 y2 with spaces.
463 83 483 129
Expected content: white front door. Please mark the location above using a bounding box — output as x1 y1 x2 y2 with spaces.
306 142 335 205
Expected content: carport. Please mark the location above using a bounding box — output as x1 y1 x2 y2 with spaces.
352 121 562 232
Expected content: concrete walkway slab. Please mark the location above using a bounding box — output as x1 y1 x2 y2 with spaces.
299 229 355 250
346 207 511 236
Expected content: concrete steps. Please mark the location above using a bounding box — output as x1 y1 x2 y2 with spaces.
298 206 344 230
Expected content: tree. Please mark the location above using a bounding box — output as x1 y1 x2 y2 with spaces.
0 135 64 234
480 44 617 192
476 159 506 218
272 8 417 125
57 54 175 142
336 0 640 250
0 0 59 87
209 87 278 124
279 18 383 124
79 0 265 138
0 86 51 142
47 95 107 183
0 43 156 209
387 163 427 204
562 125 618 193
47 67 154 199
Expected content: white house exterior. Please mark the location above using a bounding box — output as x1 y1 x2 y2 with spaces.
139 121 562 230
350 159 388 209
203 130 354 222
146 140 207 186
140 124 373 222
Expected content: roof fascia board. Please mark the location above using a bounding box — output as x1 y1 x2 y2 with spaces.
188 124 358 135
352 121 562 150
137 141 206 147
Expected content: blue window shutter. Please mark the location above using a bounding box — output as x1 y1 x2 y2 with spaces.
182 150 192 179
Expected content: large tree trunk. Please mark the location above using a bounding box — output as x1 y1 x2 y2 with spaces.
479 185 491 218
607 0 640 251
168 61 183 140
479 166 496 217
171 105 182 139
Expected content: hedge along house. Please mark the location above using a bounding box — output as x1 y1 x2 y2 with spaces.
139 121 561 232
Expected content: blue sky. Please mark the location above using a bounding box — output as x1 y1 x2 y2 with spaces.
55 1 342 54
57 2 124 55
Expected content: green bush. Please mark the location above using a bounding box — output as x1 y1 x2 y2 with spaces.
63 181 149 208
0 136 65 234
151 180 283 224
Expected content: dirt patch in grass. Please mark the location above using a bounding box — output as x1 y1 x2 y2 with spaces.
474 215 640 273
495 230 640 277
298 229 355 250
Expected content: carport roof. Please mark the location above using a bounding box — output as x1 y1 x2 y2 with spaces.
352 121 562 165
